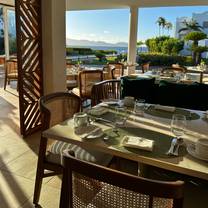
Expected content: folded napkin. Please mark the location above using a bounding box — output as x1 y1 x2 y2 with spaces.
88 107 108 116
154 105 176 112
123 136 154 152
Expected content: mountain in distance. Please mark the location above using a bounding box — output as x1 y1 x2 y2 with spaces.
66 38 128 47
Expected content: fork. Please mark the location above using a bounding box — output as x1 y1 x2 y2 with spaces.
166 138 177 155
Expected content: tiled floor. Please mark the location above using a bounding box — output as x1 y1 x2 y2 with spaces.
0 69 208 208
0 71 61 208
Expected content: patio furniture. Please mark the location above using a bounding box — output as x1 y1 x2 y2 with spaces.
91 79 121 106
60 150 184 208
103 65 113 80
4 59 18 90
66 63 78 90
43 105 208 181
121 76 208 111
161 66 187 74
72 69 103 104
33 92 112 205
0 55 5 67
141 62 150 73
108 62 124 79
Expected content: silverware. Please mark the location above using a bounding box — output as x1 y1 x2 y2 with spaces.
173 138 184 156
166 138 177 155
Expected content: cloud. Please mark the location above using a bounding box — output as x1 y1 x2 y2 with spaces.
103 30 110 34
89 33 96 37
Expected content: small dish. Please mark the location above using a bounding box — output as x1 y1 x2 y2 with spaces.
83 128 104 139
187 144 208 162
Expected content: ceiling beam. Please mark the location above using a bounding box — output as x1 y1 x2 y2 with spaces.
66 0 208 11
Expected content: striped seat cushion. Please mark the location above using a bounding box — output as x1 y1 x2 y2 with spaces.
46 141 113 166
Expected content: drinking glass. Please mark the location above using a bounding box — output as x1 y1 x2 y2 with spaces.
134 99 145 116
171 114 187 140
113 107 128 131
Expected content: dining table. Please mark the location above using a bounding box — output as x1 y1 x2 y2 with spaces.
42 103 208 181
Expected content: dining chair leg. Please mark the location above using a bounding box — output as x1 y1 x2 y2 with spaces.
4 75 7 90
33 137 48 205
33 167 44 205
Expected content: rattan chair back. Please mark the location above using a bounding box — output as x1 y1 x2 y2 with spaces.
91 79 121 106
141 62 150 73
108 63 124 79
78 70 103 99
60 151 184 208
4 59 18 90
39 92 81 130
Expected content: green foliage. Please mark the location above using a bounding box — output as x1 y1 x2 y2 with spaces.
184 31 207 42
9 37 17 55
114 54 127 63
95 51 106 61
161 38 184 55
137 53 193 66
145 36 184 55
66 47 94 56
0 37 4 55
137 41 143 46
178 19 203 33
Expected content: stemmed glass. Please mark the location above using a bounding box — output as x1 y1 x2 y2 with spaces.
168 114 187 155
113 107 128 132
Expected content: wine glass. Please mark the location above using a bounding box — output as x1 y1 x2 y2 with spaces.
168 114 186 155
113 107 128 132
171 114 187 140
134 99 145 116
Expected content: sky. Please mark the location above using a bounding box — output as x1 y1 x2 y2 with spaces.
66 6 208 44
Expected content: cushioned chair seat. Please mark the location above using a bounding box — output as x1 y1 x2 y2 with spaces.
46 141 113 166
72 87 91 98
87 184 173 208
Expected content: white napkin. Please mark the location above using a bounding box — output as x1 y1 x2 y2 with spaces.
123 136 154 152
155 105 176 112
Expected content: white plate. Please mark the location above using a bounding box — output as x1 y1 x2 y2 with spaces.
187 144 208 162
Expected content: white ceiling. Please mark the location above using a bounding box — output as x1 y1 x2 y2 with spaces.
66 0 208 11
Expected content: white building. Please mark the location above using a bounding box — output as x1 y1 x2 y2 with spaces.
175 17 191 39
175 11 208 56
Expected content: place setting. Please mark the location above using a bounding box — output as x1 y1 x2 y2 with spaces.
187 139 208 162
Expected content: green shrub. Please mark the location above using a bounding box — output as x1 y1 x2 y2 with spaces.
137 53 193 66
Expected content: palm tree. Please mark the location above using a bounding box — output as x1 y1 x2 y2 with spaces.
156 17 166 36
165 22 173 35
178 18 203 33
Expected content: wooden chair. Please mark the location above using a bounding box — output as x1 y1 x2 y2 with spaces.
103 65 112 80
72 69 103 103
91 79 121 106
141 62 150 73
108 62 124 79
4 59 18 90
66 63 78 90
33 92 112 205
60 150 184 208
